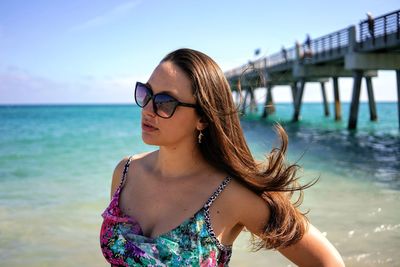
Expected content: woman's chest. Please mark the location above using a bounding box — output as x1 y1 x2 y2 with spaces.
119 178 211 238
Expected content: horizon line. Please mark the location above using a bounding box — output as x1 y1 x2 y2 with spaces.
0 100 398 106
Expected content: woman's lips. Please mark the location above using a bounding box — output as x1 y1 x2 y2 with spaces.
142 122 159 132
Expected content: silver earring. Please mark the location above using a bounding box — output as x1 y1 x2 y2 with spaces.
198 130 204 144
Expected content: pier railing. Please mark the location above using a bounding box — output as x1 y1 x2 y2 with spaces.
267 47 296 66
302 27 350 60
225 9 400 78
359 9 400 44
224 46 297 78
224 63 250 78
224 27 351 77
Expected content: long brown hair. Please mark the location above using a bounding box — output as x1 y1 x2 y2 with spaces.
162 48 315 250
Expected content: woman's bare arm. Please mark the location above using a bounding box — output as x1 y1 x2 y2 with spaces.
234 187 344 267
278 223 345 267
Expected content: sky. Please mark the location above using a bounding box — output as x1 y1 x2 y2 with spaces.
0 0 399 104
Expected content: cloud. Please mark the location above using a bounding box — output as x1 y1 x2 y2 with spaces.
0 67 69 104
0 66 143 104
0 66 64 92
73 74 149 103
69 0 141 32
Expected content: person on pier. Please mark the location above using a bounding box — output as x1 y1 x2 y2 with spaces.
367 12 375 39
281 46 288 63
304 34 312 58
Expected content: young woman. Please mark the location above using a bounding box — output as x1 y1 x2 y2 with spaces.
100 48 344 266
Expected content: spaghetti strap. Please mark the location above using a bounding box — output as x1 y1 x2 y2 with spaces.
204 176 232 209
118 156 134 189
202 176 233 252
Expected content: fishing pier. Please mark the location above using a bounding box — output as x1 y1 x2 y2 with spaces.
225 9 400 129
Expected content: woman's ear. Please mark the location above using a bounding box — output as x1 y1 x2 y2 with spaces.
196 117 208 131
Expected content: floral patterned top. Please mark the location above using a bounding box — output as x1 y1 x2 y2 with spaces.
100 156 233 266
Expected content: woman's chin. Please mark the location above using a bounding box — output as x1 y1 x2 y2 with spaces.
141 135 160 146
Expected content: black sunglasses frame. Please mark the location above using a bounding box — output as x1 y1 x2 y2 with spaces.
134 82 198 118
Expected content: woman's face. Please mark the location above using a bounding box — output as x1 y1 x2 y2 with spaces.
140 61 200 147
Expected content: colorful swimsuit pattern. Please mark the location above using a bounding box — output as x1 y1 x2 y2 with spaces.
100 156 233 266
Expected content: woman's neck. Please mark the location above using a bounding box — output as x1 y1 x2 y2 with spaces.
154 143 206 180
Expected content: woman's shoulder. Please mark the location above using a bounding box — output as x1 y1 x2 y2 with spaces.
224 178 271 234
117 151 156 171
109 151 156 197
113 151 153 175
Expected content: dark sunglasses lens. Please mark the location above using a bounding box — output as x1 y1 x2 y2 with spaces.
135 83 151 107
154 94 178 118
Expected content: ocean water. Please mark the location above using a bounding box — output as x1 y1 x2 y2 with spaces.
0 103 399 266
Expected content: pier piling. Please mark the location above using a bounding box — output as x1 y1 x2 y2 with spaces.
348 70 363 130
332 77 342 121
241 89 249 115
365 77 378 121
320 82 330 117
397 70 400 129
293 79 306 122
262 85 275 118
291 83 297 109
249 88 257 113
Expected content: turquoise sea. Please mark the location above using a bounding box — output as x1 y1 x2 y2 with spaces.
0 103 399 266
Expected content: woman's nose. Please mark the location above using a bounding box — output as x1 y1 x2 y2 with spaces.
142 99 156 117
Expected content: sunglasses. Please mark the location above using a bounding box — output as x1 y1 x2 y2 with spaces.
134 82 198 118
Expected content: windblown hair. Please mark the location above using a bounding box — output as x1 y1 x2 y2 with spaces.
162 48 315 250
